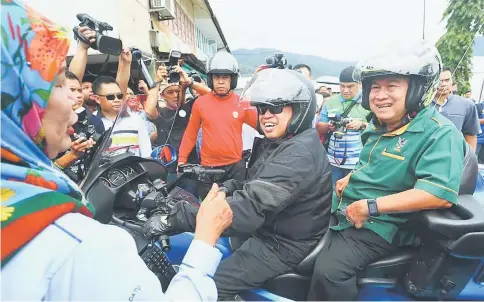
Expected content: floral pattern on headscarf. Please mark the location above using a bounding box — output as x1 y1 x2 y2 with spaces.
1 0 94 265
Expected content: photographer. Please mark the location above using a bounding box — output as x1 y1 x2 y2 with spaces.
316 66 371 185
144 64 208 195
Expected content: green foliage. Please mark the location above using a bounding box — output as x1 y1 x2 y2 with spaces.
436 0 484 95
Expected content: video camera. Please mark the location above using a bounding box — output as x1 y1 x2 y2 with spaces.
328 113 351 139
73 13 122 56
166 50 182 84
265 53 290 69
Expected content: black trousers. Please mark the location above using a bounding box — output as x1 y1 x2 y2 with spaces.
197 159 247 200
307 228 398 301
214 237 293 301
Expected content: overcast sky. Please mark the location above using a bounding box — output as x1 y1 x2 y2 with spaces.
209 0 449 61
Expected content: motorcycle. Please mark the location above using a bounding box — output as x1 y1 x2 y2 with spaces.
80 103 484 301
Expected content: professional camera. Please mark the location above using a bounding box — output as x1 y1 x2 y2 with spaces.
73 13 122 56
166 50 182 84
328 113 351 139
265 53 289 69
73 107 100 142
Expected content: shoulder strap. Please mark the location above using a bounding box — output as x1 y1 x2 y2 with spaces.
341 101 358 119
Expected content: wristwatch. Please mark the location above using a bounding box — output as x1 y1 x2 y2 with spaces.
367 198 379 217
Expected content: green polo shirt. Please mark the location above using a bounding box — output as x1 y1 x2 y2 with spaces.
331 107 466 245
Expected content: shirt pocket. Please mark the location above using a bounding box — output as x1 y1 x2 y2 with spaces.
381 147 405 161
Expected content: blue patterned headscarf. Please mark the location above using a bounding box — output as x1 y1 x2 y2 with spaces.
1 0 94 265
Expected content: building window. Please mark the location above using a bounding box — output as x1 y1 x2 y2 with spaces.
166 2 194 48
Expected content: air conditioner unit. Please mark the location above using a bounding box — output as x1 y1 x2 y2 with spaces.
149 0 175 20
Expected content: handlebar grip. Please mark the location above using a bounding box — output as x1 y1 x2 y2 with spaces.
159 235 171 252
203 169 225 175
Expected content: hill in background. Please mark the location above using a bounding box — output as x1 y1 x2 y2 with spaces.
232 48 355 77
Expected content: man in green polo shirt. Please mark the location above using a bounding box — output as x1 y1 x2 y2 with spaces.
308 43 467 301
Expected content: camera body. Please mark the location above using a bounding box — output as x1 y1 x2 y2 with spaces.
188 71 202 83
73 13 122 56
167 50 182 83
328 113 351 139
265 53 289 69
73 108 100 142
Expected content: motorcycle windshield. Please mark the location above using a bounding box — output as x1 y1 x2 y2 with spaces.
79 101 137 187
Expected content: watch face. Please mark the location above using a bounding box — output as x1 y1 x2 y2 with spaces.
368 199 379 216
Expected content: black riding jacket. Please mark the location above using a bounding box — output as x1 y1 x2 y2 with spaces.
170 128 332 266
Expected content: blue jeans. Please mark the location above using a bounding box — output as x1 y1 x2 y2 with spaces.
477 143 484 164
331 166 352 187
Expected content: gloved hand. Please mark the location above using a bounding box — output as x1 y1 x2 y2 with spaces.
143 213 176 239
221 179 241 196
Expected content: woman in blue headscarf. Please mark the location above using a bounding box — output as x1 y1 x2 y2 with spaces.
1 1 230 300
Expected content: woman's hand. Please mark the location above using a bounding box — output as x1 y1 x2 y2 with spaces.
195 183 233 246
69 137 95 159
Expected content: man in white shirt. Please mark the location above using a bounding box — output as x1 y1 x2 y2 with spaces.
92 75 152 157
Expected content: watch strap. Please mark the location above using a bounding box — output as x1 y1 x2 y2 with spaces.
367 198 379 217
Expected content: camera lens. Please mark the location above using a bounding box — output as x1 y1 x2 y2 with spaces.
169 71 180 83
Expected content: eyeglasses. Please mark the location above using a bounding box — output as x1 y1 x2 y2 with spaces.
98 93 124 101
256 104 285 115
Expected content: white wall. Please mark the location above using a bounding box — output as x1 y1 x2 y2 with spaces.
471 56 484 102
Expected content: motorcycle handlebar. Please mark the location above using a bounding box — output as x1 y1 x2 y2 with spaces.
202 168 225 175
179 165 225 177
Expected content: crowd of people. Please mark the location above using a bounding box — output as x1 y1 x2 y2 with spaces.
1 1 481 301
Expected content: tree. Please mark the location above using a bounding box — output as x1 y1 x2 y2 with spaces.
436 0 484 95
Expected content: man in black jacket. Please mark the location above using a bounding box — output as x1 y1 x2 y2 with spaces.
144 68 333 300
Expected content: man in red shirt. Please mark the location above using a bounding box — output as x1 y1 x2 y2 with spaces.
178 51 258 198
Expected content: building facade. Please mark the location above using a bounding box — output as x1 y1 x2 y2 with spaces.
26 0 229 80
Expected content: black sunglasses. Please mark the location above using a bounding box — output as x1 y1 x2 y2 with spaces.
256 104 285 115
98 93 124 101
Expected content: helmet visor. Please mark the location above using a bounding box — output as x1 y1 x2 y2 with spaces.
353 40 442 84
239 68 312 107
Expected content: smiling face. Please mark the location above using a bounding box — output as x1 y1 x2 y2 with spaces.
42 63 78 158
258 104 293 139
369 76 409 131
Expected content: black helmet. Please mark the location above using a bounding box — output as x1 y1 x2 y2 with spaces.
206 51 239 90
354 41 442 113
240 68 316 135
